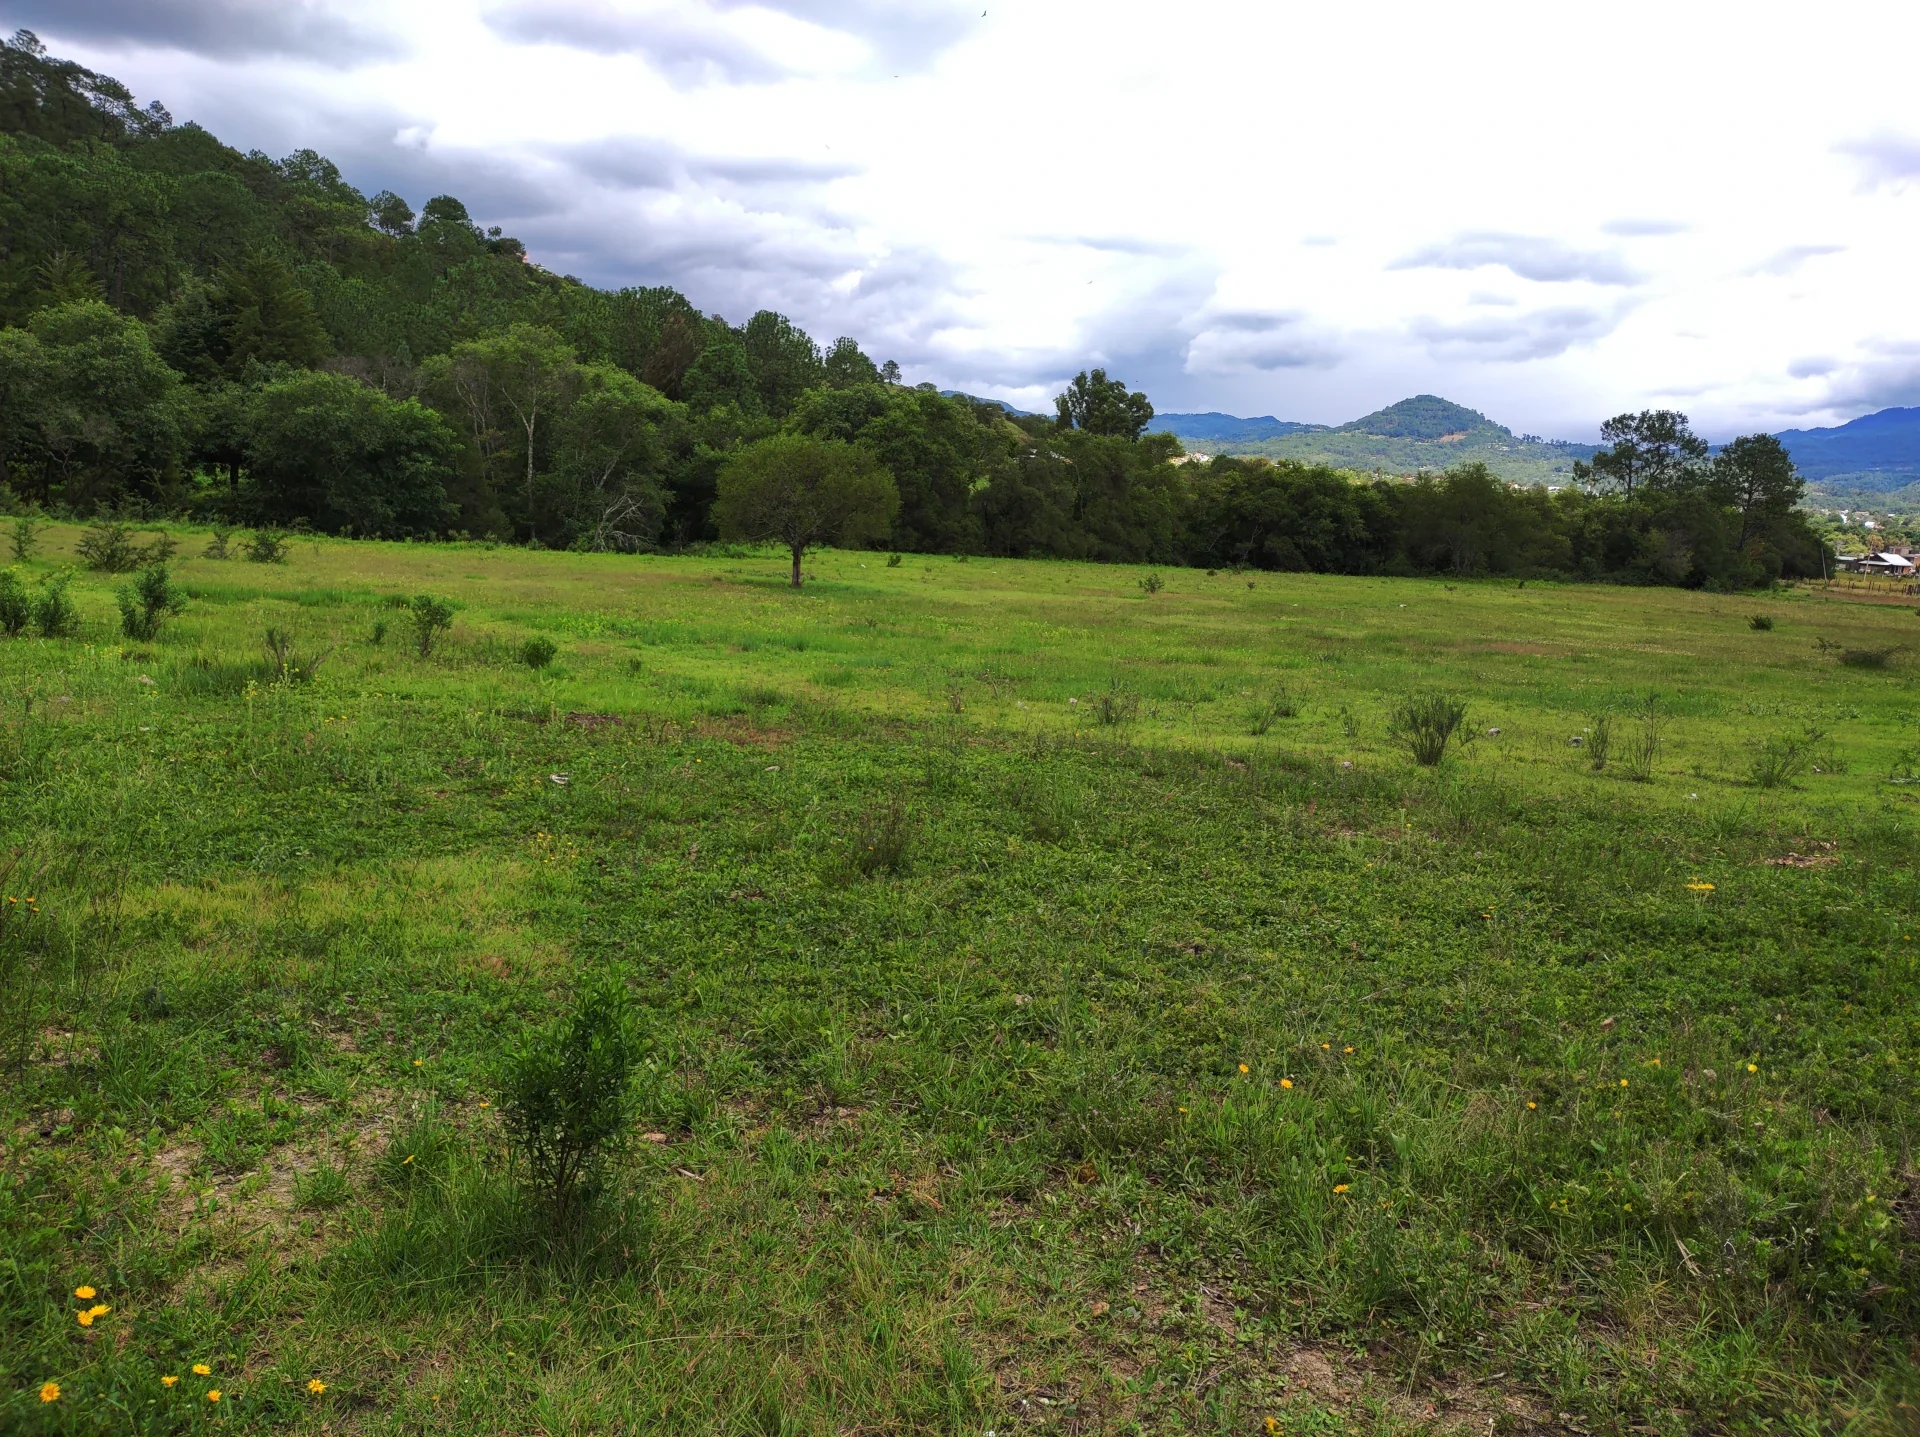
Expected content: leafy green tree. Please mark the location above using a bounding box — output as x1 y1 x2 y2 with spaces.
1184 457 1393 572
1712 433 1803 546
1573 410 1710 498
17 301 187 509
0 324 44 498
1055 369 1155 439
0 29 170 145
367 190 415 237
681 328 761 416
243 371 455 536
822 336 880 389
741 310 824 415
543 366 679 551
215 255 329 372
713 433 898 586
787 383 996 552
429 324 582 542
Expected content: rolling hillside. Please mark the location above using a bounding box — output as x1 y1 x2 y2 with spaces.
1776 407 1920 506
1152 395 1597 484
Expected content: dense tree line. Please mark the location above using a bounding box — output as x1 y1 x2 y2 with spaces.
0 32 1825 587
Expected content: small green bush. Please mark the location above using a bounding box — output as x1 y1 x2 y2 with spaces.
410 595 454 656
32 572 78 638
0 569 29 636
501 980 641 1219
77 520 142 573
244 529 291 564
116 564 185 641
203 530 232 560
1138 570 1164 594
1388 692 1468 766
9 514 41 562
519 635 558 669
1748 614 1775 631
886 552 903 567
1586 711 1614 771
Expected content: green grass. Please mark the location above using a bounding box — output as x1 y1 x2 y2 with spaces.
3 525 1919 1434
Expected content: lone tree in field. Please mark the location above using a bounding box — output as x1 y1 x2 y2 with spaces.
714 434 898 587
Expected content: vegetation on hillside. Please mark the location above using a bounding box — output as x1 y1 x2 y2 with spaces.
0 31 1831 589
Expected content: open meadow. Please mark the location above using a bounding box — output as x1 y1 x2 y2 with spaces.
4 526 1920 1435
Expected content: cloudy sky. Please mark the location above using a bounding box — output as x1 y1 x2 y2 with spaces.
10 0 1920 437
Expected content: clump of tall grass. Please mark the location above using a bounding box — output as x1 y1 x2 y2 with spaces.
1749 729 1819 789
263 627 329 685
1748 614 1774 631
1092 679 1138 726
1388 692 1468 766
847 799 916 878
1620 694 1662 782
1248 687 1298 735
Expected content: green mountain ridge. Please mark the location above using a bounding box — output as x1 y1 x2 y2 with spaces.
1156 395 1598 484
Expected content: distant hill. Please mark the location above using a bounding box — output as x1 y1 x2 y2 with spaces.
1776 408 1920 505
1152 395 1596 484
939 390 1038 417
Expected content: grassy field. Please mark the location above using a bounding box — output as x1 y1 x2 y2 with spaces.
4 525 1919 1435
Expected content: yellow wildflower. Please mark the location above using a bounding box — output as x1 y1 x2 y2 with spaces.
1527 1101 1537 1110
1343 1046 1354 1054
162 1376 179 1387
41 1382 60 1403
1685 882 1714 892
207 1389 222 1403
1237 1063 1249 1074
1620 1079 1628 1088
307 1379 327 1395
74 1286 96 1300
1332 1184 1350 1194
1280 1078 1293 1089
1747 1064 1758 1073
76 1309 95 1327
193 1364 211 1376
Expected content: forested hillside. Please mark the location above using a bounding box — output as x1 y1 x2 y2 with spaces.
0 32 1828 587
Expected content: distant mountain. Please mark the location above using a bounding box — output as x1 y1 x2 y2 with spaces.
1149 412 1323 444
1152 395 1596 484
939 390 1038 417
1776 407 1920 502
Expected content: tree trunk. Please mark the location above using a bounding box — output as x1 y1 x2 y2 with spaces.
790 545 803 587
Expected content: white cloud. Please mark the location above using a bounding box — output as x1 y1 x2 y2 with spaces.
18 0 1920 437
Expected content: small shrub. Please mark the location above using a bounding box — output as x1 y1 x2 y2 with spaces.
31 573 78 638
203 530 232 560
1093 679 1139 726
519 635 558 669
9 514 40 562
117 564 186 641
263 626 329 685
500 980 641 1220
1248 687 1297 735
1840 646 1897 669
0 569 29 636
1748 614 1774 631
1138 571 1164 595
76 519 141 573
850 798 916 877
244 529 290 564
409 594 454 656
887 553 902 567
1388 692 1469 766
